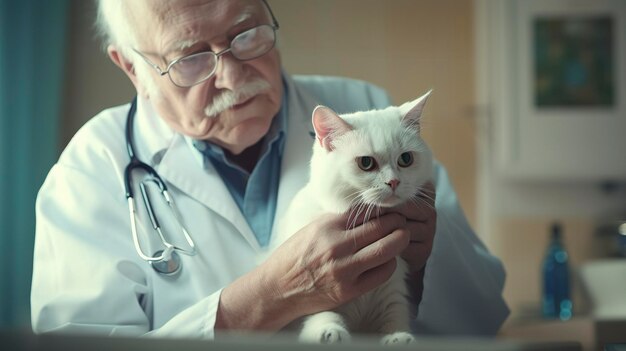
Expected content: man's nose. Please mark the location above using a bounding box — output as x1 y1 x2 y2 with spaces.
213 54 247 91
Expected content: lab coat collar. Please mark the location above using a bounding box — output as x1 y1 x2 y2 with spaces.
134 96 175 165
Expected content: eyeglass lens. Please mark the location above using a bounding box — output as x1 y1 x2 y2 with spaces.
169 25 276 87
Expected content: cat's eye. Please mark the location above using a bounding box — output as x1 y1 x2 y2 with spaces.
398 152 413 167
357 156 377 171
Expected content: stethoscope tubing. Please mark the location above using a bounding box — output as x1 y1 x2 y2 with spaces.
124 97 167 199
124 97 195 275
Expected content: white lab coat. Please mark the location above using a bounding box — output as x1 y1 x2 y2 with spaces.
31 74 509 338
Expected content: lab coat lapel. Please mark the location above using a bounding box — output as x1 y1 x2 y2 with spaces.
135 97 259 250
158 139 259 249
270 75 319 242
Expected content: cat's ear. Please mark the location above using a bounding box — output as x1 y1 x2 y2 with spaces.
312 105 352 151
399 89 432 130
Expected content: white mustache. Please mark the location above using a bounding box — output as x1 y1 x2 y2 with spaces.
203 79 271 118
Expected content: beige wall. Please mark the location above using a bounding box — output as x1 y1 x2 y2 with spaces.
62 0 479 230
62 0 134 146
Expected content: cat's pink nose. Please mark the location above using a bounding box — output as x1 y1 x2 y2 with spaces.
386 179 400 191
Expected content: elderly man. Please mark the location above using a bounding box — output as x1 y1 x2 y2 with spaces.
31 0 508 339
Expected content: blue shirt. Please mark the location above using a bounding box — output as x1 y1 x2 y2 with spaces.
192 81 288 247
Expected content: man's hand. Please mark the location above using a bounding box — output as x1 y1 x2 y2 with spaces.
268 212 410 315
216 211 410 332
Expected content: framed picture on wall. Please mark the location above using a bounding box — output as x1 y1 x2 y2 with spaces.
533 15 615 108
484 0 626 180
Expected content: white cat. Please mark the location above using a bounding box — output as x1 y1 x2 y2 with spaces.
274 91 434 344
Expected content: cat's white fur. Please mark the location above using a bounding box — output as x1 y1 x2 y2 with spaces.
273 91 433 344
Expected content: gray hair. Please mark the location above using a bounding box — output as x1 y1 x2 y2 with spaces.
94 0 138 54
94 0 276 98
95 0 161 96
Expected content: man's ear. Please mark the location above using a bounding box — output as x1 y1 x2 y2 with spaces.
107 45 147 97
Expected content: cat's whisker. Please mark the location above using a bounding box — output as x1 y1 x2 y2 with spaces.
356 200 370 224
414 193 435 207
345 203 361 248
360 190 380 207
364 203 375 223
416 188 436 201
344 188 362 204
409 194 436 212
346 206 359 230
346 190 362 204
344 190 364 228
346 206 361 230
413 195 435 209
348 199 368 230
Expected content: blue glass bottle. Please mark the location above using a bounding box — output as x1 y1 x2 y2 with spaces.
542 223 572 320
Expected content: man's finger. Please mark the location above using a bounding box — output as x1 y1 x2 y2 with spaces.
350 228 410 274
338 213 406 252
406 221 435 243
355 258 397 294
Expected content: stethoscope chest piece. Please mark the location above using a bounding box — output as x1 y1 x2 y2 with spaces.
150 250 182 275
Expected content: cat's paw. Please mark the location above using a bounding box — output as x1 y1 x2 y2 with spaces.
381 331 415 345
300 324 351 344
320 325 351 344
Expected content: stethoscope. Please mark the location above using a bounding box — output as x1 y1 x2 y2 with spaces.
124 97 196 275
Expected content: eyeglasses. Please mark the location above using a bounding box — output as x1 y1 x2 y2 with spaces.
133 0 279 88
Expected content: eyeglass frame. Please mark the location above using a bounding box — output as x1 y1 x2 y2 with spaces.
131 0 280 88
